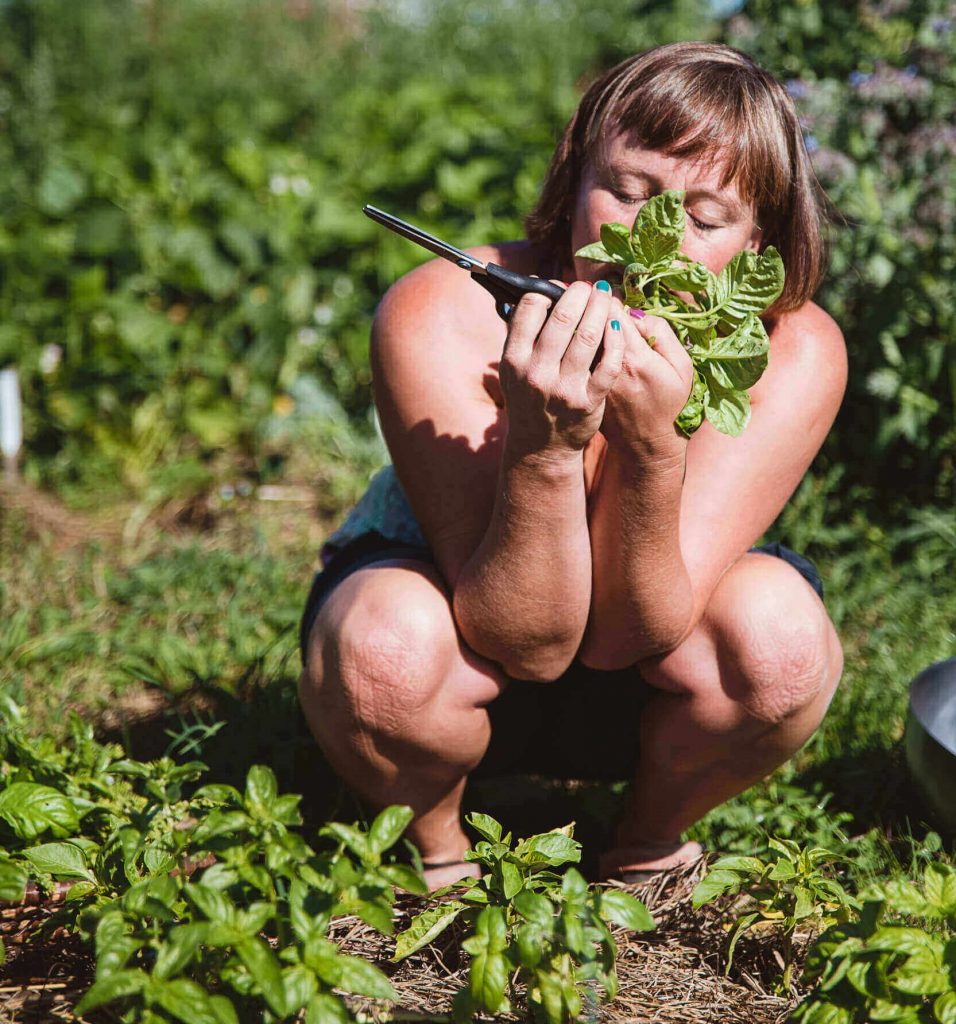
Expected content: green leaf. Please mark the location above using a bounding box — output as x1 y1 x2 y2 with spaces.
153 978 224 1024
306 993 351 1024
321 821 371 860
329 954 399 1001
466 812 502 844
712 246 785 325
368 805 413 856
598 889 655 932
575 241 615 263
693 315 769 392
500 857 524 899
75 969 148 1013
244 765 278 815
393 901 467 961
709 855 766 876
924 863 955 912
236 938 287 1016
209 995 240 1024
379 863 428 896
893 970 950 996
934 991 956 1024
692 869 744 908
469 945 509 1012
520 832 581 868
794 885 816 920
187 884 235 925
513 890 554 928
281 965 317 1014
0 782 80 841
0 856 28 902
630 191 684 269
702 380 751 436
22 841 94 881
153 923 211 981
725 912 760 973
599 222 633 263
94 913 142 979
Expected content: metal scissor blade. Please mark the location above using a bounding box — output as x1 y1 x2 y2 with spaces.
363 205 487 273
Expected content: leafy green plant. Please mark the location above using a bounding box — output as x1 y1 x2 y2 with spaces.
576 189 784 436
792 861 956 1024
394 812 654 1023
692 837 858 993
0 695 426 1021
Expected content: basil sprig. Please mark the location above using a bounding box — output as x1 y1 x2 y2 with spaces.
576 190 785 437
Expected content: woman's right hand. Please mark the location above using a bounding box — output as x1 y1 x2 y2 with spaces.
497 281 625 458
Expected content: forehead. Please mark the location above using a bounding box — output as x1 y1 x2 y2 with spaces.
597 133 750 208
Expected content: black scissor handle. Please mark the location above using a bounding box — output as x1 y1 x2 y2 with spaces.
472 264 566 321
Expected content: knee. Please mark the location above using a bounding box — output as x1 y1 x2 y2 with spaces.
300 577 458 741
718 560 842 725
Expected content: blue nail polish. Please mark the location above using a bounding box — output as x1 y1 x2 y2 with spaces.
596 280 611 292
610 319 621 331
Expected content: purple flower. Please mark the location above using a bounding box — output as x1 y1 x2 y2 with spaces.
930 17 952 33
785 79 809 100
849 70 871 88
803 133 820 154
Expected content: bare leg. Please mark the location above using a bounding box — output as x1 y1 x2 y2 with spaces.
600 553 843 877
298 559 506 886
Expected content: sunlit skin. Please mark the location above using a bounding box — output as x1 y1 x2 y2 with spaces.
299 128 847 890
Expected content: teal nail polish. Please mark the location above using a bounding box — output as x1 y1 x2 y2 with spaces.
596 280 611 292
610 319 621 331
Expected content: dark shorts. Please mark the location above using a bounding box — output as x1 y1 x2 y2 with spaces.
299 533 823 782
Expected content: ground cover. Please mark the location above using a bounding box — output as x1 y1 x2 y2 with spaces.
1 467 954 1021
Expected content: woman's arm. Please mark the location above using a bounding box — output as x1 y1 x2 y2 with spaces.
372 254 622 681
579 301 847 670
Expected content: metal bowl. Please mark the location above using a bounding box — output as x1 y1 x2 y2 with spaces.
905 657 956 835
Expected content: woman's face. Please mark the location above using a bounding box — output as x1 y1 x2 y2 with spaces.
569 134 763 283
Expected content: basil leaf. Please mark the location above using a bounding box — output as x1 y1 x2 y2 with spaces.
713 246 785 326
0 782 80 840
392 900 466 961
22 841 94 881
236 936 287 1016
598 889 655 932
599 222 633 263
367 804 413 856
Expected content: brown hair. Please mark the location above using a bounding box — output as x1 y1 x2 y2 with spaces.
525 42 831 315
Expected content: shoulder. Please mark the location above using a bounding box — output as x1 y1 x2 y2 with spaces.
761 301 847 405
372 240 539 347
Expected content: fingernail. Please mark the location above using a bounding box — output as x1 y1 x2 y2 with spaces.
610 320 621 331
596 280 611 292
629 307 646 319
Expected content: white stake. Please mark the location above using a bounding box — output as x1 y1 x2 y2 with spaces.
0 367 23 480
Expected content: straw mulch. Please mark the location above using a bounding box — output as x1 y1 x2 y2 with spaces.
1 863 806 1024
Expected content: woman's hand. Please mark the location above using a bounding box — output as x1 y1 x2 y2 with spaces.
498 281 625 458
601 304 695 461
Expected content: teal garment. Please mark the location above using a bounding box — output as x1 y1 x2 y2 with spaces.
320 465 426 566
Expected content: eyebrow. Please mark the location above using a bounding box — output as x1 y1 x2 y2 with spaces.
610 166 746 219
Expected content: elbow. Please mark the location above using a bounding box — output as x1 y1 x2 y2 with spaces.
453 600 579 683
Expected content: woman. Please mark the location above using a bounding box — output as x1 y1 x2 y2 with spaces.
298 42 847 889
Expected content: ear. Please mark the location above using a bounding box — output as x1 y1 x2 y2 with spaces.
745 221 764 253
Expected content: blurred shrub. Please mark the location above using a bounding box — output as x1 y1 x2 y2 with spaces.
725 0 956 510
0 0 952 517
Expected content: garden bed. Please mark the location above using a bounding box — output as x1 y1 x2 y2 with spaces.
2 864 802 1024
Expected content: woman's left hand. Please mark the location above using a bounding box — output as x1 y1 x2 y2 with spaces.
600 301 695 461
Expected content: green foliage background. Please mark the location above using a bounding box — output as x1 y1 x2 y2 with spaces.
1 0 954 514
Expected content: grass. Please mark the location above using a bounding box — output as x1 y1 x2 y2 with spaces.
1 463 954 894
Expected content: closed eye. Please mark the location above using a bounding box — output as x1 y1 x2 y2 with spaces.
689 213 718 232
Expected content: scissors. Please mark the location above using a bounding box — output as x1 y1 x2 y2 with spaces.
363 205 565 321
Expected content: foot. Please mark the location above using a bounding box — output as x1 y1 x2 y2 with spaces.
598 839 704 884
421 858 480 891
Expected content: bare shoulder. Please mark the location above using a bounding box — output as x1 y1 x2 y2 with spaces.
767 302 847 387
372 240 536 353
